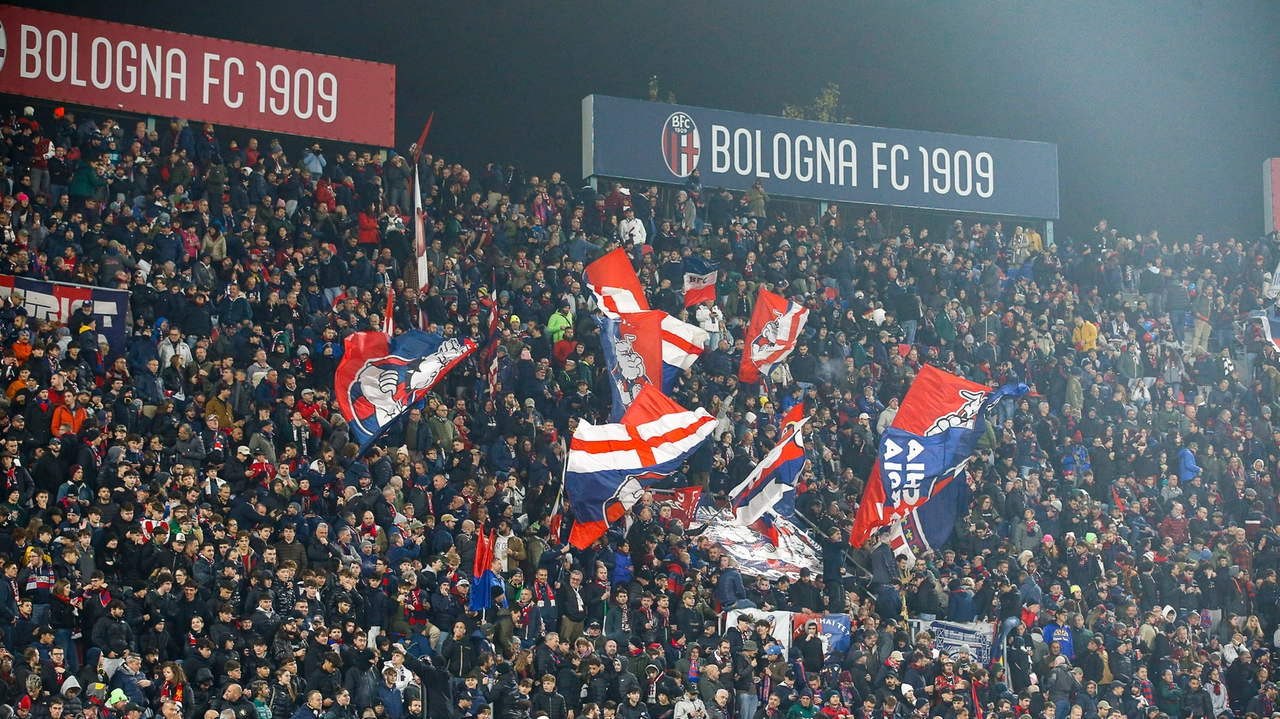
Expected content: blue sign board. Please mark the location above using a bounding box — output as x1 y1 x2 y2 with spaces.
583 95 1059 219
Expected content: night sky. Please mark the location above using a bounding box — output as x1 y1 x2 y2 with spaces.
22 0 1280 241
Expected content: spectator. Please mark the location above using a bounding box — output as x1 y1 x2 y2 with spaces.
1 100 1279 719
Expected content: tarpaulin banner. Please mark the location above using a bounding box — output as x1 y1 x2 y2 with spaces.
792 612 853 655
699 509 822 580
909 619 997 667
0 274 128 356
0 7 396 146
721 610 853 656
584 94 1060 219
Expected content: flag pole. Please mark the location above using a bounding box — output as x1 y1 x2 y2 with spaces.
410 113 435 330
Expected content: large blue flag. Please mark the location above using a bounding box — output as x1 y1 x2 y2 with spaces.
336 330 477 452
852 364 1025 547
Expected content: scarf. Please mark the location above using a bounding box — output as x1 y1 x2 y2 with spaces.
85 438 104 468
637 606 654 633
516 601 536 634
532 581 555 606
162 681 184 707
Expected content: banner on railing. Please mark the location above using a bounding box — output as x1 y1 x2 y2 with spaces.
0 275 129 357
908 619 997 666
722 609 853 656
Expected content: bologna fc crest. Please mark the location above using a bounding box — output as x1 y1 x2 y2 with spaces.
661 111 700 178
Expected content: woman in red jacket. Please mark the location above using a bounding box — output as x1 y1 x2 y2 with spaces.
358 202 381 246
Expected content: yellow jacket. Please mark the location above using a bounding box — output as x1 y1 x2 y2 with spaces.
1072 321 1098 352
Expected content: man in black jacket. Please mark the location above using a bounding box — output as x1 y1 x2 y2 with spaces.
212 683 256 719
417 654 453 719
90 600 134 658
1181 675 1215 719
734 641 761 719
305 651 343 706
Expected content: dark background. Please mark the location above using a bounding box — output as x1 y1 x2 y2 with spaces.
16 0 1280 241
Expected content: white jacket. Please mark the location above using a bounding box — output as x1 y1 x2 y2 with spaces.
619 217 647 246
695 304 723 334
674 696 707 719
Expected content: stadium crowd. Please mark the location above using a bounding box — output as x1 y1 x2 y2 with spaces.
0 101 1278 719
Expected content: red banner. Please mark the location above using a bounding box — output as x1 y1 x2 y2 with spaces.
0 7 396 146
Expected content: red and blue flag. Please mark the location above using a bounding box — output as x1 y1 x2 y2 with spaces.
335 330 477 453
596 312 663 422
587 249 708 388
683 256 719 307
565 384 716 549
469 525 504 612
728 403 808 530
851 365 1025 547
884 461 970 562
739 289 809 384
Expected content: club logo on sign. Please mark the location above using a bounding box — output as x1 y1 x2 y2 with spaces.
661 111 700 178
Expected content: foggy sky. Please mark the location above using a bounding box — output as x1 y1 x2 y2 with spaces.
28 0 1280 241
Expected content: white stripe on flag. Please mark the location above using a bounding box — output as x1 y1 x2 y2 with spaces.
659 315 709 368
567 409 715 473
728 417 809 526
592 287 648 319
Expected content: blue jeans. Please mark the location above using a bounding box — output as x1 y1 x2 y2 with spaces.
996 617 1021 666
55 628 80 672
738 692 759 719
901 319 918 347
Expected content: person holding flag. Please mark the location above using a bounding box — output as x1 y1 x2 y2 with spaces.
739 289 809 384
727 403 809 545
564 384 716 549
850 365 1026 560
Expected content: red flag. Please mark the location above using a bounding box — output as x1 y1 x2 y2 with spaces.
672 487 703 527
585 248 649 318
473 525 495 579
548 488 564 542
383 286 395 337
1111 486 1127 513
411 114 434 164
738 289 809 384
